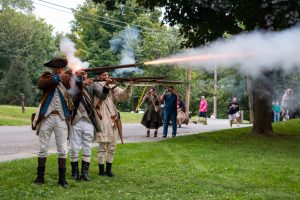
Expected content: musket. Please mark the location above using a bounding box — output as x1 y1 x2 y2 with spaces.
90 76 167 82
83 63 143 73
155 80 185 84
128 79 184 84
129 80 185 86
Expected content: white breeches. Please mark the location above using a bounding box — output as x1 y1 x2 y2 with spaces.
69 118 94 162
38 114 68 158
97 141 116 164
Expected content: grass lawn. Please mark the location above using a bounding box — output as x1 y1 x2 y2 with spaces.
1 120 300 199
0 105 143 125
0 105 36 126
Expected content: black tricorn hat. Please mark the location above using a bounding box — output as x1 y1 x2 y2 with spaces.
44 58 68 68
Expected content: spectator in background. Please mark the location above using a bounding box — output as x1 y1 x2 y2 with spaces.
140 87 163 137
281 88 294 120
194 96 208 125
177 97 189 128
272 100 281 122
160 86 178 138
228 97 240 127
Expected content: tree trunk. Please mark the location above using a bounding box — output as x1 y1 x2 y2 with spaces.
213 65 217 118
246 74 254 123
251 71 274 135
185 67 192 115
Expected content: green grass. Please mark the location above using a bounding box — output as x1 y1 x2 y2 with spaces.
0 105 36 125
1 120 300 199
0 105 143 125
120 112 143 123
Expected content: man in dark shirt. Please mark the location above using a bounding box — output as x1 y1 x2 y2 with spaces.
160 86 178 138
228 97 240 127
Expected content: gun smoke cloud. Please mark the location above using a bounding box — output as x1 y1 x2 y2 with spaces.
110 27 142 76
145 24 300 77
59 37 90 96
59 37 89 72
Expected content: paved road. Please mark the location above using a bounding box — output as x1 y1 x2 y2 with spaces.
0 119 250 162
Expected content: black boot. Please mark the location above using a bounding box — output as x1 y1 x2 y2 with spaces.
106 162 115 177
71 161 80 180
99 164 105 176
34 166 45 184
154 131 157 137
34 157 46 184
146 131 150 137
58 167 69 188
58 158 68 188
80 161 91 181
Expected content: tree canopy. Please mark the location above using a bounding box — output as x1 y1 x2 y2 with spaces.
0 6 56 104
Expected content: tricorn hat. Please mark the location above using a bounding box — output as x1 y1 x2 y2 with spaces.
44 58 68 68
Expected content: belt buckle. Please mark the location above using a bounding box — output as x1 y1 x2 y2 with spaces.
51 110 59 115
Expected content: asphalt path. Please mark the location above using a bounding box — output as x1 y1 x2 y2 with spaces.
0 119 250 162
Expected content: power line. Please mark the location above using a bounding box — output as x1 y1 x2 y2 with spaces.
38 0 128 26
32 2 169 62
36 0 171 35
33 1 127 29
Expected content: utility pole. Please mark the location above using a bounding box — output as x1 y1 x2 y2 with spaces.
185 66 192 116
20 93 25 113
213 65 217 118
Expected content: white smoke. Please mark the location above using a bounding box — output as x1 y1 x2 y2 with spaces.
110 27 142 76
59 37 89 96
59 37 89 72
152 24 300 77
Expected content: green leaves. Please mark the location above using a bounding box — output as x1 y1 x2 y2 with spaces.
0 8 56 104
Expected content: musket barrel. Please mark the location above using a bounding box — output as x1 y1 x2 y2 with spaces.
83 63 144 72
90 76 167 82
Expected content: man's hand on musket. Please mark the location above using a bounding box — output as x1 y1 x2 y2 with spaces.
105 77 116 85
83 78 93 86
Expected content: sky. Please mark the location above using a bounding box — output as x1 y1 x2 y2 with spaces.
33 0 85 33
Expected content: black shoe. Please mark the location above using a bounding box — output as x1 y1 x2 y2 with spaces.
162 135 167 138
80 161 91 181
58 168 69 189
34 166 45 184
71 161 80 180
99 164 105 176
106 162 115 177
146 131 150 137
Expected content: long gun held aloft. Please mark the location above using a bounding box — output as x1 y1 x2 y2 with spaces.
83 63 144 73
